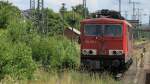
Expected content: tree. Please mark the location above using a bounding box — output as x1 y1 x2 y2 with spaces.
28 7 66 36
45 8 65 36
64 11 82 30
58 4 89 30
73 4 89 18
0 1 21 29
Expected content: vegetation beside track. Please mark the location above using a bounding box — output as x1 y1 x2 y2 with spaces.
1 70 120 84
0 1 80 81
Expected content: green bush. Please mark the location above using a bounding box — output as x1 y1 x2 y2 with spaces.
0 1 37 80
0 1 21 29
0 1 80 81
31 36 80 70
52 37 80 69
0 39 36 80
31 35 51 65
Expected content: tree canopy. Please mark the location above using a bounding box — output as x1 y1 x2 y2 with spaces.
59 4 89 30
0 1 21 29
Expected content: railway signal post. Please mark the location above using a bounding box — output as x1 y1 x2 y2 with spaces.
60 3 66 36
83 0 87 18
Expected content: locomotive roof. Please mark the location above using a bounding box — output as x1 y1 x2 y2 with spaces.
81 18 132 27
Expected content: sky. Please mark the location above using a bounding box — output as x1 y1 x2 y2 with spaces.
8 0 150 24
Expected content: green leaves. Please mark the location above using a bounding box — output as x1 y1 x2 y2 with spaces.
0 40 36 80
31 36 80 70
0 1 80 80
0 1 21 29
58 4 90 30
64 11 82 30
0 1 36 80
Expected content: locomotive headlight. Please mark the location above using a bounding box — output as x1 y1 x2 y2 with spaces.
113 51 117 55
82 49 97 55
82 50 88 55
117 51 123 55
82 49 88 55
109 50 123 55
89 50 93 54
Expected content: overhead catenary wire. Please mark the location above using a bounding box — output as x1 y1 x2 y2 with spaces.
129 0 140 20
30 0 49 35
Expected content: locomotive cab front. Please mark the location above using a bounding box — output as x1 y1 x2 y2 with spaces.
80 18 133 70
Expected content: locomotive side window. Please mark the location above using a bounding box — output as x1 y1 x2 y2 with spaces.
104 25 122 37
84 25 103 36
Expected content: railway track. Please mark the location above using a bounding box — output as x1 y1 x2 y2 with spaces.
100 41 149 83
120 41 150 84
113 42 146 79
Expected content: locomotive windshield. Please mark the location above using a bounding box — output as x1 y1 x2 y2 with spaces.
84 24 122 37
104 25 122 37
84 25 103 36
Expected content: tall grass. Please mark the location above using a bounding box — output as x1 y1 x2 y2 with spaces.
1 69 120 84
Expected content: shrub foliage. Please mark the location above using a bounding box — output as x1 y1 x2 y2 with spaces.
0 1 80 80
31 36 80 69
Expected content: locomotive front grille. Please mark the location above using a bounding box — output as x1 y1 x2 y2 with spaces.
82 49 97 55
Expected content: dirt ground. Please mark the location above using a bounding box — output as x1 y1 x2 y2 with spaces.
122 42 150 84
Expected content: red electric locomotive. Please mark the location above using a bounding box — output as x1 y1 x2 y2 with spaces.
80 10 133 71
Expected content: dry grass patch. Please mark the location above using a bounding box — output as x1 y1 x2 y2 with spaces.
1 69 121 84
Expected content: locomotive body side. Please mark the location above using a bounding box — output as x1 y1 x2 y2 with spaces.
80 18 133 70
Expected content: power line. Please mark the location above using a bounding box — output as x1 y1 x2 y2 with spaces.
37 0 44 10
30 0 36 32
136 8 143 21
149 15 150 26
129 0 140 20
30 0 48 34
30 0 35 9
37 0 45 33
122 10 128 19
